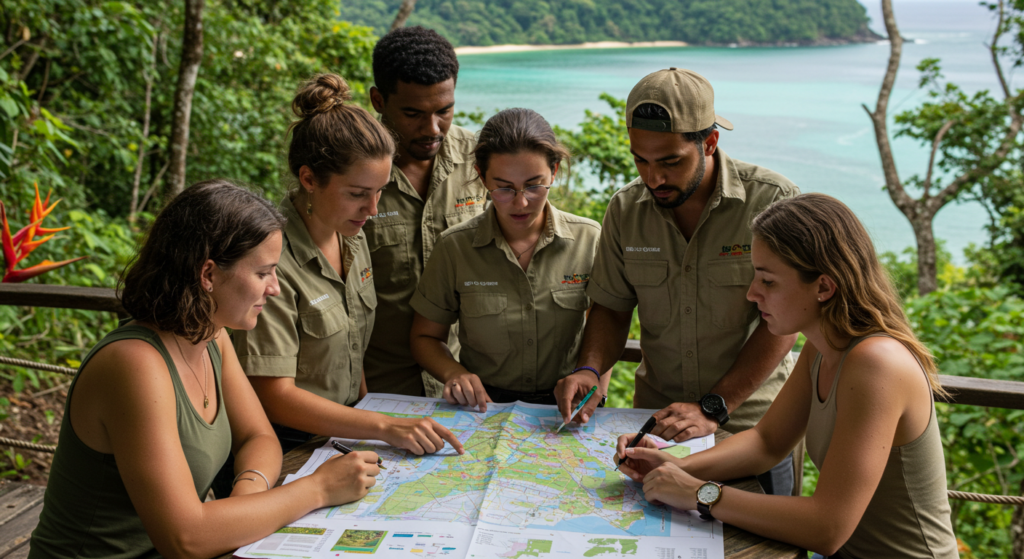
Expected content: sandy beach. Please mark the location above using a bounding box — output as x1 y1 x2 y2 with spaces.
454 40 687 55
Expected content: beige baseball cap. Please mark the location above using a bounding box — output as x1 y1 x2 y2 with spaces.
626 68 734 133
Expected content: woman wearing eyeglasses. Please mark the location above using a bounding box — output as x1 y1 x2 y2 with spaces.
410 108 607 410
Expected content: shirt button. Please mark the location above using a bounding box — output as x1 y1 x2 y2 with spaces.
685 265 692 272
526 303 534 311
689 392 697 399
686 350 693 358
685 307 692 314
351 343 359 351
527 339 534 346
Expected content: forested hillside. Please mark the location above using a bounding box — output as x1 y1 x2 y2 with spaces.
341 0 881 46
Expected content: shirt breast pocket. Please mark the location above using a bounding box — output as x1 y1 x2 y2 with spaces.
707 258 756 329
297 302 349 377
366 222 410 285
460 293 510 356
551 288 590 355
624 260 670 327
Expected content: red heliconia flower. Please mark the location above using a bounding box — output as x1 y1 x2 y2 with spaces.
1 184 85 283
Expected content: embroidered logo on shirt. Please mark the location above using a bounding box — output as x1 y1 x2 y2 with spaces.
310 294 330 306
360 267 373 283
369 211 399 219
464 281 499 286
625 246 661 253
562 273 591 285
719 244 752 257
455 194 485 209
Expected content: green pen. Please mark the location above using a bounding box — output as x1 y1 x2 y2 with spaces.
555 385 599 433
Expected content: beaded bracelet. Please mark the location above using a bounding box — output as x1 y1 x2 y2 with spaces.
572 366 602 381
232 469 270 491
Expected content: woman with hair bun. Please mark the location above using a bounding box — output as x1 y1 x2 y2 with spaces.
615 193 958 558
30 180 382 559
231 74 464 462
409 108 607 410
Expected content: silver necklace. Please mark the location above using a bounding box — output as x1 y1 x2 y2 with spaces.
511 238 540 259
173 336 209 409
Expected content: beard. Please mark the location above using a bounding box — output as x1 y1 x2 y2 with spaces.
646 151 706 209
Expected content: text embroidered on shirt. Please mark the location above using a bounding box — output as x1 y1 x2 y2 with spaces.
625 246 661 253
562 273 591 284
718 244 752 257
464 281 499 286
369 211 399 219
454 194 485 209
360 267 373 283
310 294 330 306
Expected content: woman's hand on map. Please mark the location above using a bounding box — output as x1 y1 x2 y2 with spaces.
615 435 675 482
314 450 380 505
442 372 493 412
382 416 466 456
642 462 702 510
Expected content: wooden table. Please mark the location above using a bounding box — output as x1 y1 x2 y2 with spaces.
279 430 804 558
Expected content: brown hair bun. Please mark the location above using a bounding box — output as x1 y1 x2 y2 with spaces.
292 73 353 120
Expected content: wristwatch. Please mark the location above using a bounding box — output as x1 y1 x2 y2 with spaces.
696 481 724 520
699 393 729 426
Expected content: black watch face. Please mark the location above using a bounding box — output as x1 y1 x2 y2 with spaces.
702 395 725 414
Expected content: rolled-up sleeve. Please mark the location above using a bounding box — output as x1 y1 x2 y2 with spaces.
410 238 460 325
233 270 301 378
586 195 637 312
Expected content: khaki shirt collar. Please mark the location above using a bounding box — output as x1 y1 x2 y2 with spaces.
633 148 746 209
387 130 462 199
470 201 573 249
279 195 361 283
280 196 320 266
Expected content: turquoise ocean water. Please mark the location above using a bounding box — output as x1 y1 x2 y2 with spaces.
454 1 1005 260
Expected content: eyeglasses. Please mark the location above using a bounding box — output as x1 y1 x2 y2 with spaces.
489 184 551 203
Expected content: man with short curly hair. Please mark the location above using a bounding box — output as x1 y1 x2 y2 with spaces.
363 26 487 397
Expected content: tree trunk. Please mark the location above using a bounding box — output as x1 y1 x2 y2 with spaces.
165 0 205 200
1013 477 1024 559
912 213 939 295
130 34 159 223
390 0 418 32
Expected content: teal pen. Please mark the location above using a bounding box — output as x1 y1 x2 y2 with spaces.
555 385 599 433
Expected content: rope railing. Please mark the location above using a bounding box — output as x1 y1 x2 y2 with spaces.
0 355 1021 506
0 355 76 376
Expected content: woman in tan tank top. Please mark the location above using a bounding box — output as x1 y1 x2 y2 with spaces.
615 193 958 558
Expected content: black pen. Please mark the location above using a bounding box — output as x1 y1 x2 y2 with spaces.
331 440 387 470
616 416 658 471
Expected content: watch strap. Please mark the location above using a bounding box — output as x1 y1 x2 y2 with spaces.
697 502 714 520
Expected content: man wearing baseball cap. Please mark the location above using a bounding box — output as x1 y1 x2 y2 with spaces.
555 68 800 495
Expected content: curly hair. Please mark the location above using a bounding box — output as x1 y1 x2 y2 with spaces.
372 26 459 99
288 73 395 184
119 180 286 344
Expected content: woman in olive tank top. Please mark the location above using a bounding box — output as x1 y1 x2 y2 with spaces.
615 193 957 558
30 181 383 559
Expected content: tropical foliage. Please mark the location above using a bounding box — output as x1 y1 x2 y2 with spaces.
340 0 877 46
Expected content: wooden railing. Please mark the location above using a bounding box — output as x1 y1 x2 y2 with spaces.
1 283 1022 410
618 339 1024 411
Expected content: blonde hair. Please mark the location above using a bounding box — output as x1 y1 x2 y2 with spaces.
287 73 395 184
751 193 945 395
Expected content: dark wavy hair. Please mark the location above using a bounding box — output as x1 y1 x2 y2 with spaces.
288 73 396 184
118 180 286 343
372 26 459 99
473 108 571 179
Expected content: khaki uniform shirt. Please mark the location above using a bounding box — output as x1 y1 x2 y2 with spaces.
587 149 799 433
233 197 376 406
362 125 487 396
411 203 602 393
